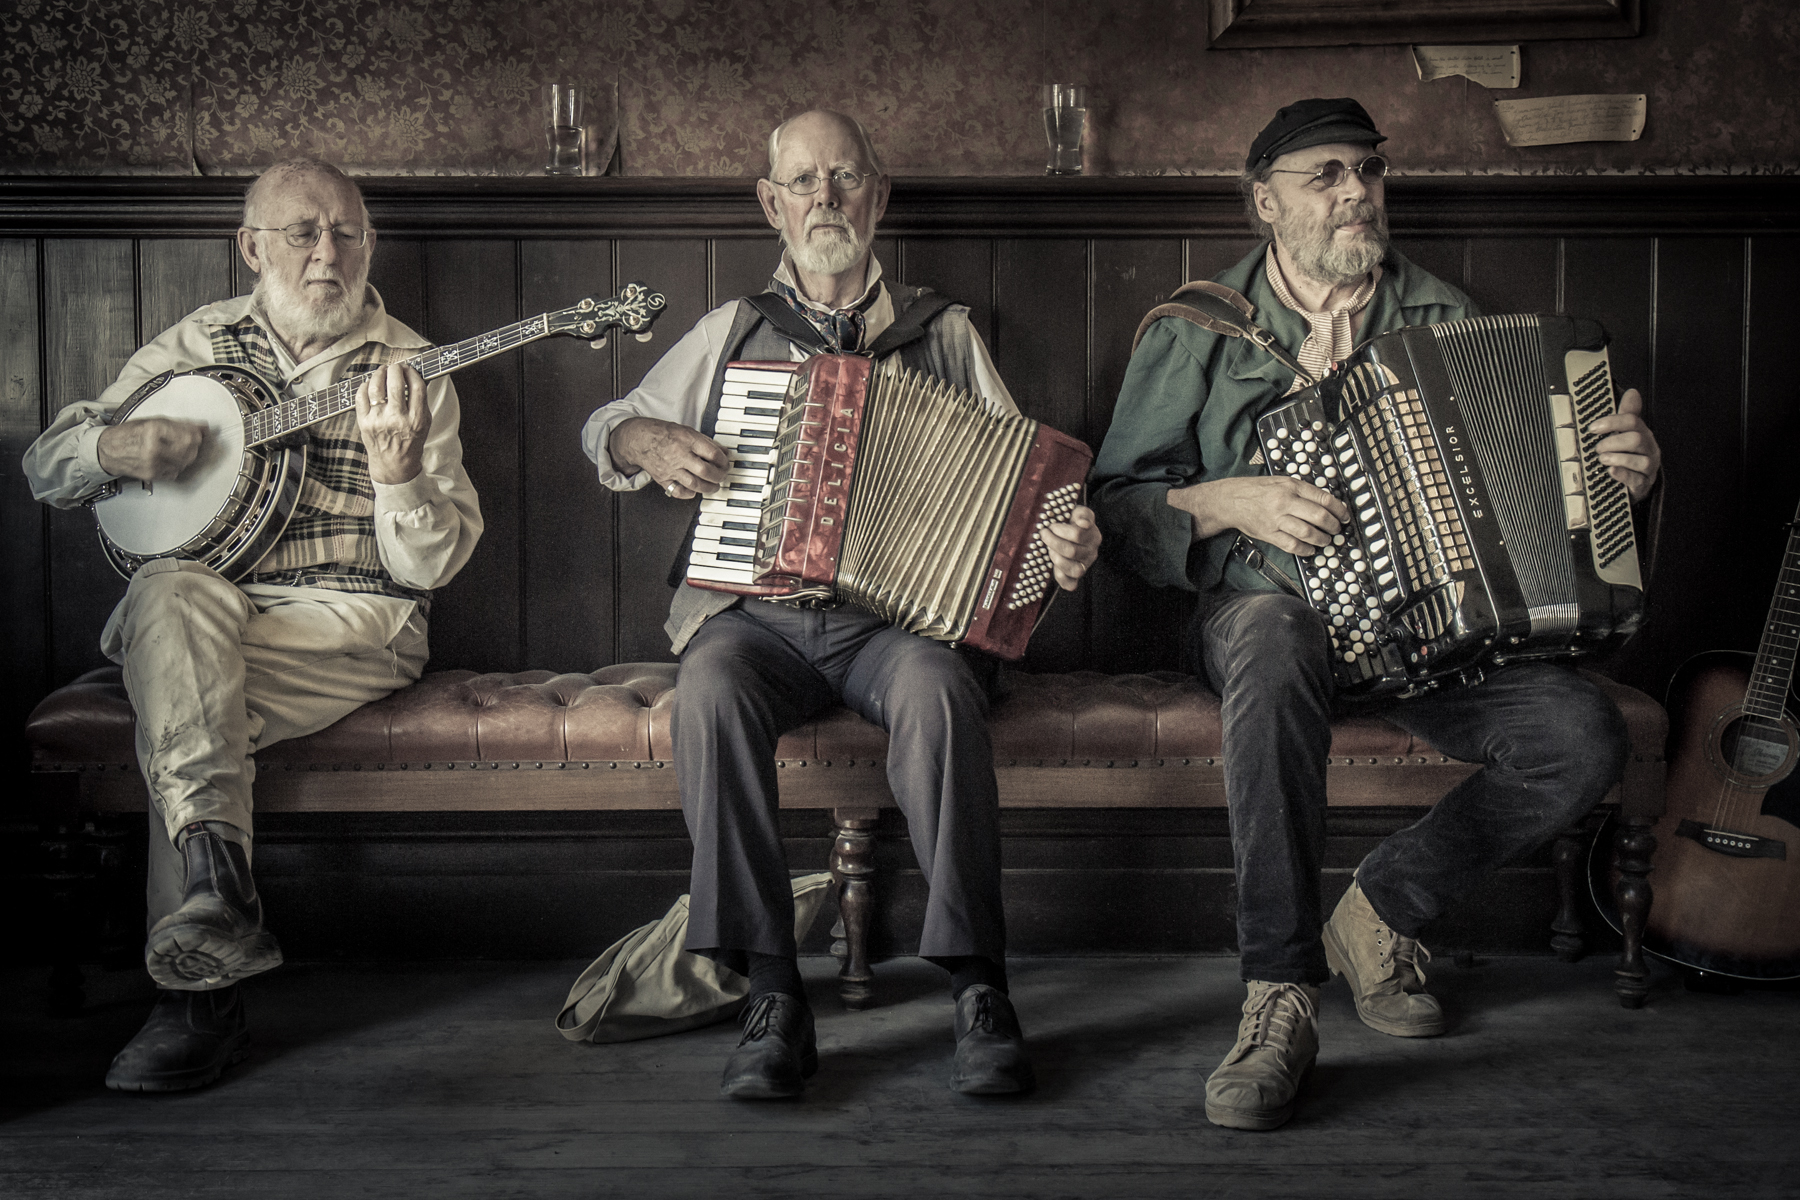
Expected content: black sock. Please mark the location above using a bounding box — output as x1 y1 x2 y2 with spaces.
932 955 1008 999
747 952 805 1001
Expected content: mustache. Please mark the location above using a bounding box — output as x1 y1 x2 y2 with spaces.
1332 201 1383 229
805 210 852 234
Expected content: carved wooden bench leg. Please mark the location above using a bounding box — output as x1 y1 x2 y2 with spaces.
829 806 880 1010
1612 814 1657 1009
1550 818 1591 962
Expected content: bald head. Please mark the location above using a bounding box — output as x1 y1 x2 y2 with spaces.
242 158 369 229
766 110 884 180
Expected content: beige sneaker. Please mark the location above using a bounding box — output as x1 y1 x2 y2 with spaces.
1322 878 1446 1038
1204 981 1319 1131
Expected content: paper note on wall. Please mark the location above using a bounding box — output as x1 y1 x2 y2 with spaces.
1412 45 1521 89
1493 94 1646 147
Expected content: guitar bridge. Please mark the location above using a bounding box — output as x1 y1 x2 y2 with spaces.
1675 819 1787 860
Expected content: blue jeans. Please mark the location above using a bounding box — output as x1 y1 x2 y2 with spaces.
1194 591 1630 984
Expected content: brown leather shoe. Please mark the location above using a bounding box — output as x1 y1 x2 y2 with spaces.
1322 878 1446 1038
1204 981 1319 1131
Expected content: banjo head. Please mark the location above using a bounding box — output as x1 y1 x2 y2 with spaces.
94 372 251 556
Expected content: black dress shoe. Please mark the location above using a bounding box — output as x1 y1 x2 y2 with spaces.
105 985 250 1093
720 992 817 1099
950 984 1035 1094
146 823 282 990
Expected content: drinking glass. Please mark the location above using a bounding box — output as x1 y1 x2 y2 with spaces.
1043 84 1087 176
546 83 584 175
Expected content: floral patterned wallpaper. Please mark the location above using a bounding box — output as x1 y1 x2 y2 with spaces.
2 0 1795 176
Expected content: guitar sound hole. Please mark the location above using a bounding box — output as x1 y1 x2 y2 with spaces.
1721 714 1793 783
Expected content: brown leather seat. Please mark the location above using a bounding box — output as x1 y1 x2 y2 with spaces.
27 663 1665 807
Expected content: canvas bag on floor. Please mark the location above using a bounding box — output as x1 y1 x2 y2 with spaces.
555 872 835 1043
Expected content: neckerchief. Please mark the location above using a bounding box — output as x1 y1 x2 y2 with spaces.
768 275 880 353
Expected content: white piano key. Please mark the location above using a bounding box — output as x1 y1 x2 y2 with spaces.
687 562 760 584
696 509 762 529
700 495 766 515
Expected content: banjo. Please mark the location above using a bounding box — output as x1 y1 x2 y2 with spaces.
86 282 666 581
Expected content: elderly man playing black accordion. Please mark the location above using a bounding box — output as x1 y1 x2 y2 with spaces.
581 109 1100 1099
23 158 482 1093
1092 98 1663 1131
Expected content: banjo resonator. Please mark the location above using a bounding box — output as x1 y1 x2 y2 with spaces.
87 283 666 581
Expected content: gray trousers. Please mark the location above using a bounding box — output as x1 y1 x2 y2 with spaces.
673 602 1006 962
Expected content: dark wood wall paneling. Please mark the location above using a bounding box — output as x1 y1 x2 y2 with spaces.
5 179 1798 726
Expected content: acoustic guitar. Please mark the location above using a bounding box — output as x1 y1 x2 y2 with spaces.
1593 497 1800 979
85 283 666 580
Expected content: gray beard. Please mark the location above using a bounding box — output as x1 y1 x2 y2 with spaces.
786 217 869 277
255 266 369 349
1275 200 1390 288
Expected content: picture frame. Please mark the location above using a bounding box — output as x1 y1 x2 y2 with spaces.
1206 0 1643 49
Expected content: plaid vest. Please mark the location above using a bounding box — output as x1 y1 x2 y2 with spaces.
210 319 429 602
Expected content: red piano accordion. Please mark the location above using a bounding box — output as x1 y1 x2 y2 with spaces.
684 354 1093 660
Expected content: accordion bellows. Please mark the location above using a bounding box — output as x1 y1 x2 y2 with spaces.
686 355 1093 660
1257 313 1646 698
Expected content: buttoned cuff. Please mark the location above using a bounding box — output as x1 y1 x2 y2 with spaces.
75 419 113 489
372 471 440 514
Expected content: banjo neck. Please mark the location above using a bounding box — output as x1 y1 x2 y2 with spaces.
240 283 665 448
242 313 556 448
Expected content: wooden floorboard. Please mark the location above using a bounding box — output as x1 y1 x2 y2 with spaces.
3 956 1795 1198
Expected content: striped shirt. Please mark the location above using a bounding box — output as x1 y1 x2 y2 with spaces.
1264 247 1380 395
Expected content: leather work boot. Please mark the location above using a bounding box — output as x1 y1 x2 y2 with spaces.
949 984 1035 1094
1322 877 1446 1038
104 984 250 1092
145 823 283 991
1204 981 1320 1131
720 992 817 1099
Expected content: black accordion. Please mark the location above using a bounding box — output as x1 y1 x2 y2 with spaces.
1256 314 1646 698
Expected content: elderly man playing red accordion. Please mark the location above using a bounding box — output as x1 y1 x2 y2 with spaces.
582 109 1100 1099
1092 98 1662 1131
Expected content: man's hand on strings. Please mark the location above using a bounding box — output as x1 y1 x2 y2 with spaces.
355 363 433 485
97 417 204 482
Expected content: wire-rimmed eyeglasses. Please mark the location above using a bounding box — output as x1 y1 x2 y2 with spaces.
243 222 371 249
771 168 872 196
1267 155 1388 191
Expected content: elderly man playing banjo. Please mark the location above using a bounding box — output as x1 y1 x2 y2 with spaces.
23 158 481 1092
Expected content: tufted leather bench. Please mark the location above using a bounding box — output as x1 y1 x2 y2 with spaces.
26 663 1668 1007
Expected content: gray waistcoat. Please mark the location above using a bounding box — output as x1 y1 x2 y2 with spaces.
663 283 980 653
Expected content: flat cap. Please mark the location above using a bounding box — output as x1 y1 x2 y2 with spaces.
1246 98 1386 172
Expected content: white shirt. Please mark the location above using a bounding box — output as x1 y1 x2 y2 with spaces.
581 254 1017 492
23 288 483 606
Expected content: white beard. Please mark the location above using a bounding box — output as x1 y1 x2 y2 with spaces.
255 260 370 349
785 211 869 277
1274 198 1389 288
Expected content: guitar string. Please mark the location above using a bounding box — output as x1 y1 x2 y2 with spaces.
1714 524 1800 831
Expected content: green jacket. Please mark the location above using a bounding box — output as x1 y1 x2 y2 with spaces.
1091 244 1477 598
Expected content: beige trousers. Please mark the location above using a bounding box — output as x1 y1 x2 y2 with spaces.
101 559 428 930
